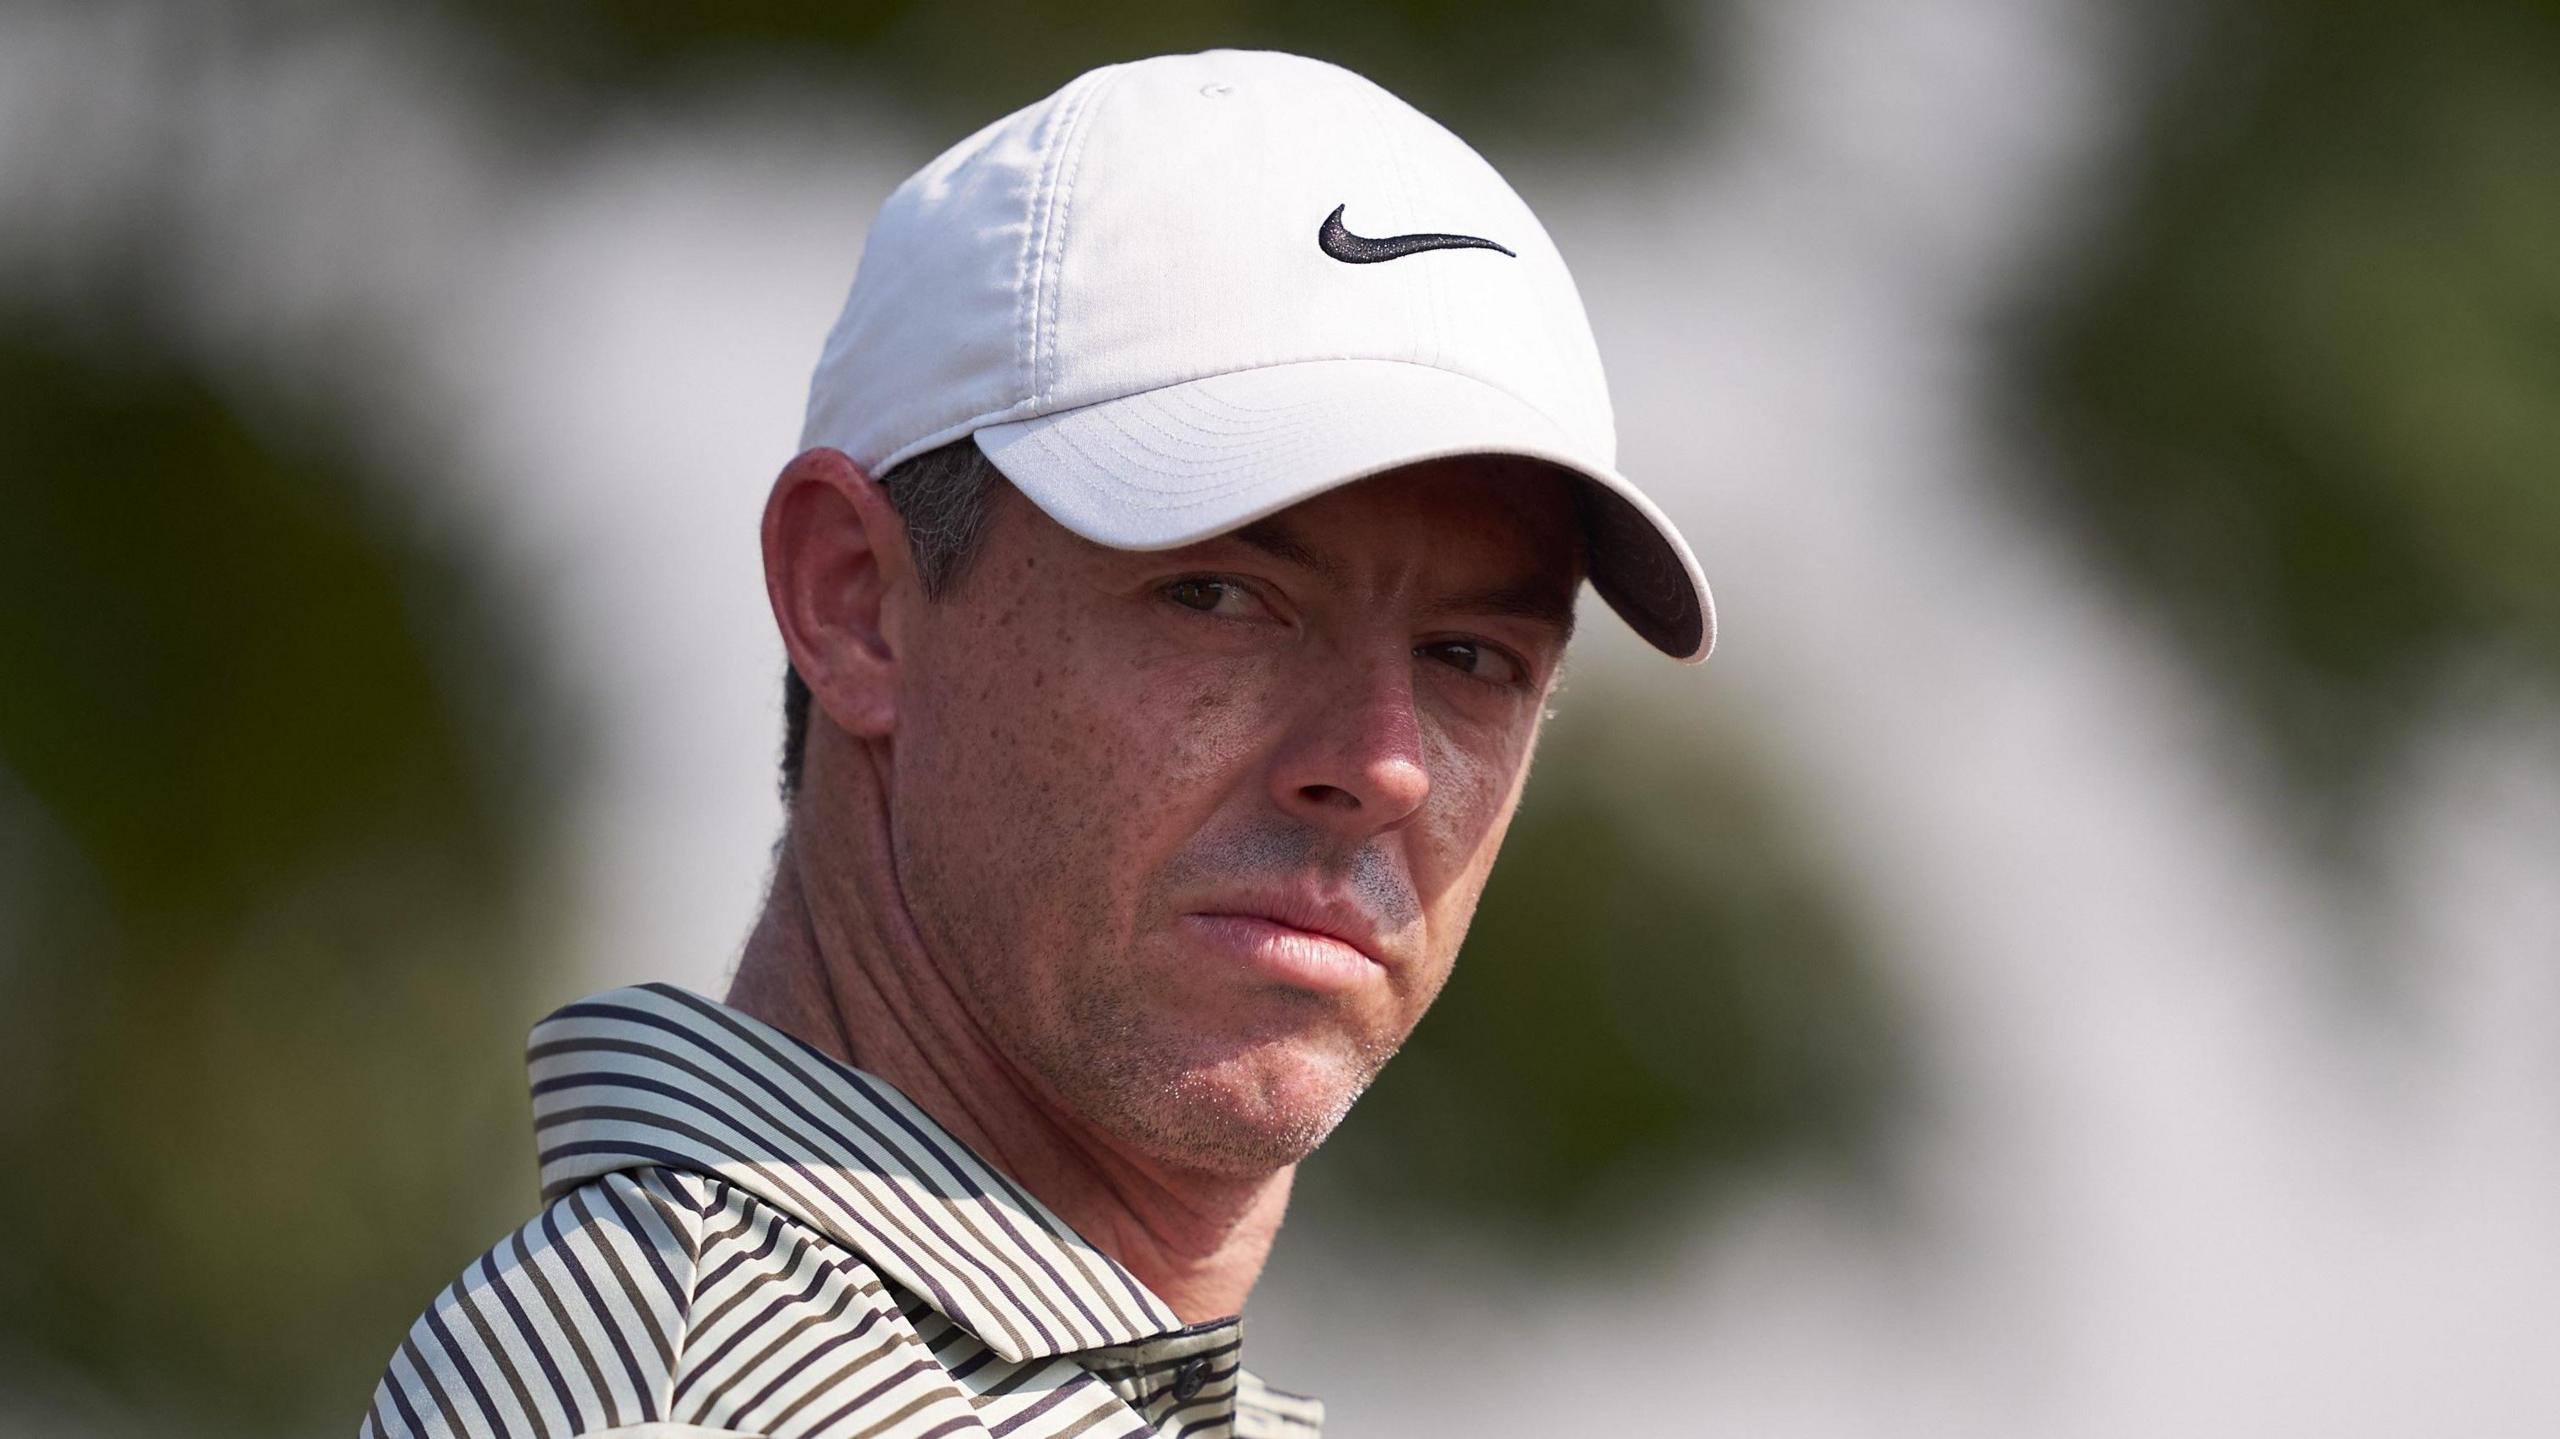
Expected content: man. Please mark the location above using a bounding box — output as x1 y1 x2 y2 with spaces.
364 48 1710 1439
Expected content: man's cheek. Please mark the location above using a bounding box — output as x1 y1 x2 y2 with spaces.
1096 663 1273 789
1410 733 1520 897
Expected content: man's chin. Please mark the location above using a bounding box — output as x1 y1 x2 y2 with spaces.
1040 979 1398 1177
1100 1041 1382 1179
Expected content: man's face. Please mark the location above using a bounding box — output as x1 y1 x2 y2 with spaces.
883 458 1580 1177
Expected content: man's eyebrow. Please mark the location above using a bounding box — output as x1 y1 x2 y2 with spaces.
1432 583 1579 640
1230 517 1338 577
1228 515 1577 636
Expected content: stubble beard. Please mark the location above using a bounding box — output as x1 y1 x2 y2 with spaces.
1036 817 1431 1176
921 811 1429 1180
1031 969 1401 1180
922 868 1401 1178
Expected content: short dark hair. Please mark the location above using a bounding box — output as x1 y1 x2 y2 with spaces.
779 438 1006 798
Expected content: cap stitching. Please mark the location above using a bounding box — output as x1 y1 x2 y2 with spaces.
1012 94 1068 411
1033 66 1131 411
1021 66 1122 418
1017 73 1085 407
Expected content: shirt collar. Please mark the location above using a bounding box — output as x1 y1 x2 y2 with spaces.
525 982 1189 1363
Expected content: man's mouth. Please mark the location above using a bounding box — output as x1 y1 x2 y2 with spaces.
1182 890 1390 991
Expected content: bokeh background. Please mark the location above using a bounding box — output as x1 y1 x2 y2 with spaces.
4 0 2557 1434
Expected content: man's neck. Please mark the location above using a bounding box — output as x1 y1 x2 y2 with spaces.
726 748 1290 1326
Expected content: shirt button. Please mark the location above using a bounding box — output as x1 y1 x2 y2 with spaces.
1171 1357 1209 1402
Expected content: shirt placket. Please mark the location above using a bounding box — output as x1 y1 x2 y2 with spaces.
1081 1317 1246 1438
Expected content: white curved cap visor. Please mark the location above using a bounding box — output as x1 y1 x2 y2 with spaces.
975 358 1713 661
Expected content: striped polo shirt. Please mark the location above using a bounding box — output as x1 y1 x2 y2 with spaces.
362 983 1325 1439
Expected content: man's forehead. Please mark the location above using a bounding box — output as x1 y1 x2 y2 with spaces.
1182 459 1586 635
980 453 1585 634
1223 457 1586 576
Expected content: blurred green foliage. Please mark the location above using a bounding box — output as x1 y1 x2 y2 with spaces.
425 0 1712 149
1308 702 1903 1244
2025 0 2560 841
0 318 565 1433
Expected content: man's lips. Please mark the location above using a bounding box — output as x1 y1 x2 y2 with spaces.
1180 891 1391 989
1190 892 1386 964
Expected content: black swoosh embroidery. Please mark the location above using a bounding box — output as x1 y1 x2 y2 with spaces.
1317 204 1516 263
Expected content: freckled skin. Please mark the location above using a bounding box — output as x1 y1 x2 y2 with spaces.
883 459 1582 1177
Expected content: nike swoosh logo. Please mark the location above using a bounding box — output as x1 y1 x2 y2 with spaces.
1317 204 1516 263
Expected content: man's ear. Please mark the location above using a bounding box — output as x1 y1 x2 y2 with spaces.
763 447 914 739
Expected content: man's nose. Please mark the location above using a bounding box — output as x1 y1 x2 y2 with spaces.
1268 649 1432 835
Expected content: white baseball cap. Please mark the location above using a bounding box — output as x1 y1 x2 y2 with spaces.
802 49 1714 662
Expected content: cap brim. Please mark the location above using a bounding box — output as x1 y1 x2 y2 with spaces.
972 358 1714 661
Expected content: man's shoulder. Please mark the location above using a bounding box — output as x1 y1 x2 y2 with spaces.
360 1167 919 1439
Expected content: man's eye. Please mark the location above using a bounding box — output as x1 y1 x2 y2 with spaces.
1418 639 1527 688
1163 577 1249 614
